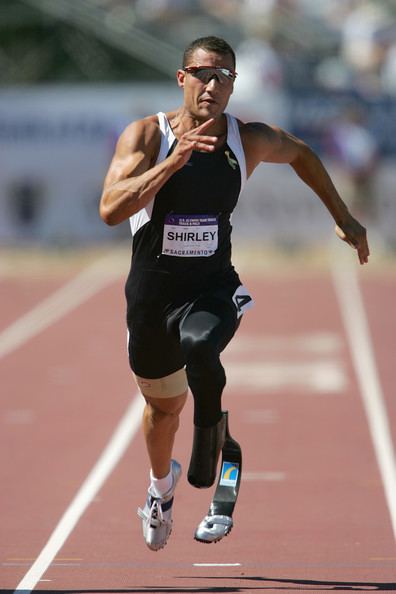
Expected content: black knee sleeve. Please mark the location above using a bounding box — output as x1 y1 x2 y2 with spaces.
187 361 225 427
182 334 225 427
188 413 226 488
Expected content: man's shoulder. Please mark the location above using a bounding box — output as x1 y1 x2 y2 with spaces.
228 117 283 173
235 118 273 137
235 118 280 149
125 111 177 135
123 114 161 140
116 114 163 155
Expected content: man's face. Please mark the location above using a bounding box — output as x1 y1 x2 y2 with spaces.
177 48 236 120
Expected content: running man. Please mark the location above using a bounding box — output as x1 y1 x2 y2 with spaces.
99 36 369 551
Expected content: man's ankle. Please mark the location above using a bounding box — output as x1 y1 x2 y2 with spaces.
150 465 173 497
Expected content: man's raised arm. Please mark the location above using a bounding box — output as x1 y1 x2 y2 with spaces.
100 117 218 226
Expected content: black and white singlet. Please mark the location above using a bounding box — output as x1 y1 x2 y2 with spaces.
125 112 248 314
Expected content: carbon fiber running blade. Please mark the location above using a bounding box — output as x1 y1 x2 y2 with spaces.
208 411 242 518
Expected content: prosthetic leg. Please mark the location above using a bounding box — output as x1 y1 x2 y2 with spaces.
188 414 226 488
189 411 242 543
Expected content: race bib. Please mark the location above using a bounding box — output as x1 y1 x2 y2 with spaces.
162 214 218 257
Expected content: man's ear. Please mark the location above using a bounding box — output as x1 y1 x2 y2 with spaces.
176 69 185 88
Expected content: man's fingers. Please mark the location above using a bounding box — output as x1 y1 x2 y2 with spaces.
357 239 370 265
335 224 370 265
183 133 218 153
190 140 216 152
191 134 217 146
178 119 218 155
358 250 369 265
192 133 218 144
195 118 215 132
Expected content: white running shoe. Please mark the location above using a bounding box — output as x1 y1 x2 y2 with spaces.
137 459 181 551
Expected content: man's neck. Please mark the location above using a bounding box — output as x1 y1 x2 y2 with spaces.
169 109 226 139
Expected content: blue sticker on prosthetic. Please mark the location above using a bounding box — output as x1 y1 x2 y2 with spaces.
219 461 239 487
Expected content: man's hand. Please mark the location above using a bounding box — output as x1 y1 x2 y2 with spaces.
169 118 218 169
335 216 370 265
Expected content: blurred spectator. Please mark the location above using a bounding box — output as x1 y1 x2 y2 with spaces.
340 0 393 95
7 177 46 234
315 57 354 92
381 41 396 95
324 105 379 222
199 0 242 24
231 35 288 126
134 0 194 22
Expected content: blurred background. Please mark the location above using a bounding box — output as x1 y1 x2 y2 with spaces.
1 0 396 256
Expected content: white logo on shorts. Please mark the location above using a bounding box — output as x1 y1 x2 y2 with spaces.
232 285 254 318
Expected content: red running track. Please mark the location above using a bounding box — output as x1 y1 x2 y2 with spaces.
1 252 396 593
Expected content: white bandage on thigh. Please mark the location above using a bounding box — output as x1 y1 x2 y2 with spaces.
133 368 188 399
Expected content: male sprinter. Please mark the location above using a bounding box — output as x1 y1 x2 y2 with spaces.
100 36 369 551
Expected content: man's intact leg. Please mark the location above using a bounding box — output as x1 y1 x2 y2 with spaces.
138 383 187 551
143 392 187 479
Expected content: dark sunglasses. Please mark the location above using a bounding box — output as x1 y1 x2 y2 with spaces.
184 66 237 84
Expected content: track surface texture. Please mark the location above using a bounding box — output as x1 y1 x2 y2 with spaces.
1 245 396 593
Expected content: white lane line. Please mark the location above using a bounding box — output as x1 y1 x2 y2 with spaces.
243 409 279 424
331 250 396 543
243 471 286 482
226 360 346 394
193 563 241 567
14 394 144 594
0 255 123 360
226 332 342 354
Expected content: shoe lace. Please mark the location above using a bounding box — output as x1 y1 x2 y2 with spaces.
138 497 170 528
149 500 163 527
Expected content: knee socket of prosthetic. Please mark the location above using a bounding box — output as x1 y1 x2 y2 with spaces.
188 413 226 488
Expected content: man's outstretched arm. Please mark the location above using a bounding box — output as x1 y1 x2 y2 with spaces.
243 122 370 264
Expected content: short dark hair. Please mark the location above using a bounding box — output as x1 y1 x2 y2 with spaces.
182 36 236 69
